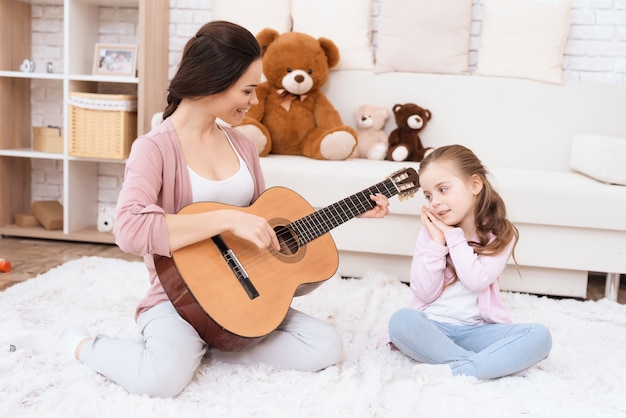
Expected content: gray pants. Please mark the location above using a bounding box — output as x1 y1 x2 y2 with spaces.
80 301 342 397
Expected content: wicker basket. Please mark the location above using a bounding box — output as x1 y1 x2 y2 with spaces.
68 92 138 159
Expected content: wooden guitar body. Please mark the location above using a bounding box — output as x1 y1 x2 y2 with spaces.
154 167 419 352
155 187 338 352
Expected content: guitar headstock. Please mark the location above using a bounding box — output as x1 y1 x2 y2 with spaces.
388 167 420 200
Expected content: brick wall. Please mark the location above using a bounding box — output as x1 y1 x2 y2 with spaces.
30 0 626 205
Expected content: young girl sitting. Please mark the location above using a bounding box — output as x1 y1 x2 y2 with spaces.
382 144 552 380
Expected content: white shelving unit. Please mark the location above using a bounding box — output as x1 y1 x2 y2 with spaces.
0 0 169 243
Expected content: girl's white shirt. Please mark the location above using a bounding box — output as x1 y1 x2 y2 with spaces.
423 281 483 325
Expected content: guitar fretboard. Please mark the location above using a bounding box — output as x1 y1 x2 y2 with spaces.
289 178 398 245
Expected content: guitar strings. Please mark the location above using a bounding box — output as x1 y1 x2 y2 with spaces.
215 182 399 273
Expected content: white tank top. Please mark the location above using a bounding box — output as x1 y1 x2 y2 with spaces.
187 136 255 207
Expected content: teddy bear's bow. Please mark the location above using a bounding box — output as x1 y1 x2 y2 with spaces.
277 89 308 111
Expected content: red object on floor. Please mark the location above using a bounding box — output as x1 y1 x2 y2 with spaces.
0 259 11 273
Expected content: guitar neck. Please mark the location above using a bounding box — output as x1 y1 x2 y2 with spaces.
289 178 399 245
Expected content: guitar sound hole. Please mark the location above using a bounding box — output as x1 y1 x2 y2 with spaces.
274 226 299 256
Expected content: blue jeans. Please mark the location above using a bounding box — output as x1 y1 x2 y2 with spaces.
388 308 552 380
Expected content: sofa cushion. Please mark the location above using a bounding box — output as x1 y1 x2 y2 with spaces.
211 0 292 35
475 0 571 84
375 0 472 75
569 134 626 186
491 167 626 232
259 156 626 233
291 0 374 70
259 156 425 215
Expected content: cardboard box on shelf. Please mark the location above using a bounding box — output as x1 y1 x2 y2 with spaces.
15 213 41 228
32 200 63 230
33 126 63 153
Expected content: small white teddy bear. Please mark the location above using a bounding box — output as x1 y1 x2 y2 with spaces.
351 104 390 160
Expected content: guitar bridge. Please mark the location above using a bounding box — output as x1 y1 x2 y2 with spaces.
211 235 259 300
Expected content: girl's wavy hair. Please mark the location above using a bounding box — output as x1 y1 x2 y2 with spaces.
162 20 262 120
419 145 519 280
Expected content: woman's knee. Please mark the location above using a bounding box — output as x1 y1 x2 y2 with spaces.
127 353 202 397
128 335 205 397
311 326 343 371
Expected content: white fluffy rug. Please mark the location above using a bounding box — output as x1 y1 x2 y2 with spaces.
1 257 625 418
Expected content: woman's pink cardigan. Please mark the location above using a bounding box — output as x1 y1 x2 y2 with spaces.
113 118 266 319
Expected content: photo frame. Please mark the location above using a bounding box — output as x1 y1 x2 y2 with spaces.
93 44 137 76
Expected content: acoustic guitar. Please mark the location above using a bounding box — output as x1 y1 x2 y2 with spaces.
154 167 419 352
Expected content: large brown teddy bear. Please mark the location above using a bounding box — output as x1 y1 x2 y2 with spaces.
386 103 433 163
235 29 358 160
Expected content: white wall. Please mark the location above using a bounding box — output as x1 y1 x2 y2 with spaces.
29 0 626 205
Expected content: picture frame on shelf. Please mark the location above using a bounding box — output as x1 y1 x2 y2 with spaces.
93 44 137 77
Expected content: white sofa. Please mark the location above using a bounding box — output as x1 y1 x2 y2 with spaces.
259 70 626 300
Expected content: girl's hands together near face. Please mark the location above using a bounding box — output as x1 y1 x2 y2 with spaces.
357 194 390 218
421 206 448 245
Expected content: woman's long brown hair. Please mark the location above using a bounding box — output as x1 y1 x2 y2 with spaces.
162 20 262 120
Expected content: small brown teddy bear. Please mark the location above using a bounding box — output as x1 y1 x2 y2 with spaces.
386 103 432 162
236 29 358 160
351 104 390 160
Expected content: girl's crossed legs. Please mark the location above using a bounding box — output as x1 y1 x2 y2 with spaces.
388 307 552 380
